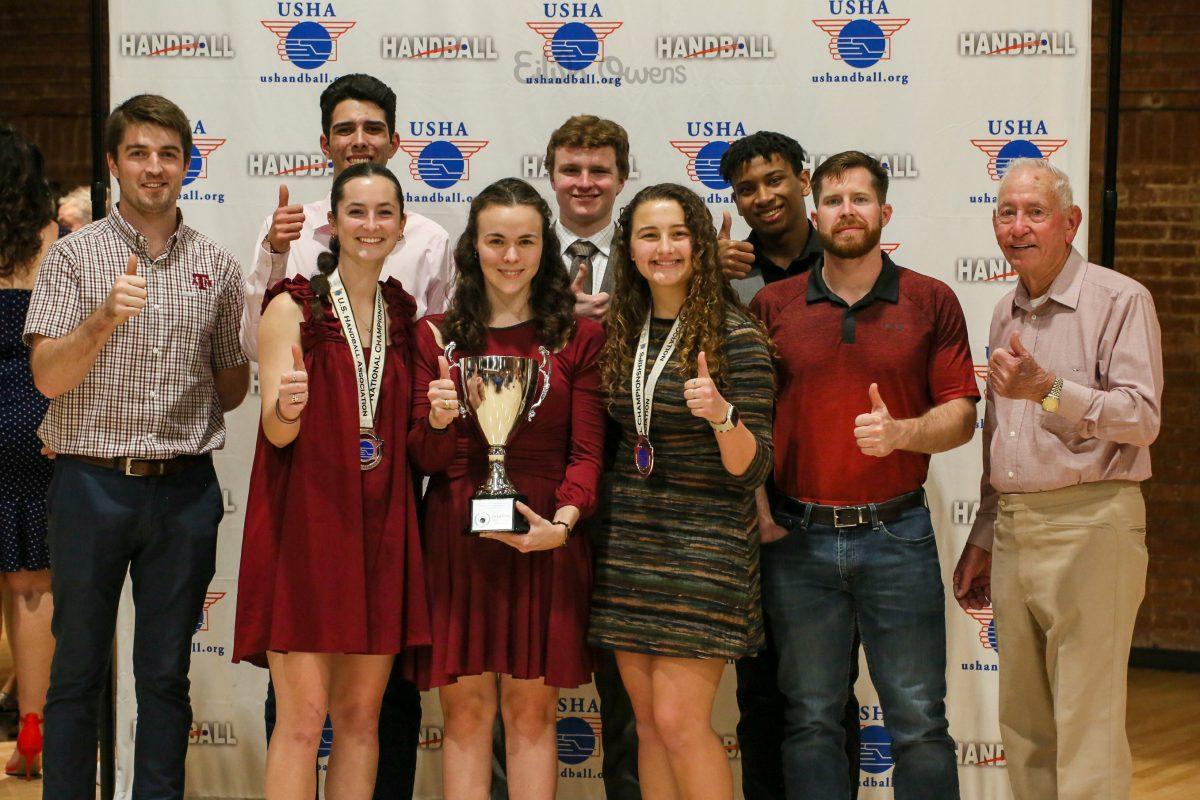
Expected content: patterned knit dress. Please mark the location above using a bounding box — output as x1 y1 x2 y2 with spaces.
589 306 774 658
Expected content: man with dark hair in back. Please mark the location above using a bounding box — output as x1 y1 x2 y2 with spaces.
717 131 862 800
240 73 452 800
241 72 453 358
26 93 249 799
750 151 977 800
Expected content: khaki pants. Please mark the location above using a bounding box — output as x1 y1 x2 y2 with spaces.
993 480 1147 800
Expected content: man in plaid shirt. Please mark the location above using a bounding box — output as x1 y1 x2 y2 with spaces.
24 94 248 799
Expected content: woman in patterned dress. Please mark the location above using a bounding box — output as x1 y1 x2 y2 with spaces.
590 183 775 799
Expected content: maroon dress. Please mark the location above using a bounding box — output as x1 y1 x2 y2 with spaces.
408 315 605 688
233 277 431 667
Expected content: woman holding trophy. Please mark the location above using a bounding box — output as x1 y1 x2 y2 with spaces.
590 183 775 799
233 163 431 800
409 177 606 799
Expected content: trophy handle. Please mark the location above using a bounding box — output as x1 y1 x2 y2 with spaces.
527 346 553 421
443 341 469 418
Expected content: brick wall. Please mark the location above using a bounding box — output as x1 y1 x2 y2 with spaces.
1091 0 1200 653
0 2 106 193
0 2 1196 650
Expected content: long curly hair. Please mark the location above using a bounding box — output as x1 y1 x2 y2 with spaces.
601 183 765 397
310 162 404 318
441 177 575 352
0 124 54 279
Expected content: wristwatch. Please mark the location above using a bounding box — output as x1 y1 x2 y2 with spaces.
1040 376 1064 413
709 403 740 433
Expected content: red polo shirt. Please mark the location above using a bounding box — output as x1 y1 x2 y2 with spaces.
750 254 979 505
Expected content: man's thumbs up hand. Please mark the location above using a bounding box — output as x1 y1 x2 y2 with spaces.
854 383 904 458
267 183 305 255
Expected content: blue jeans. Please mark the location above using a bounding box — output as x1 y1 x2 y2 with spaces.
44 456 222 800
763 501 958 800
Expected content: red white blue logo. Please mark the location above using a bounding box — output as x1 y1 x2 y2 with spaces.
397 123 489 190
971 120 1067 181
260 17 355 70
184 137 225 187
812 17 910 68
193 591 225 634
670 121 748 191
556 715 600 765
967 607 998 652
527 2 621 71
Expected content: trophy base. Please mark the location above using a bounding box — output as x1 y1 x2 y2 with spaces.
469 494 530 534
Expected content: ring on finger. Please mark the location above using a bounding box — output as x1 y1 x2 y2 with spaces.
290 393 300 404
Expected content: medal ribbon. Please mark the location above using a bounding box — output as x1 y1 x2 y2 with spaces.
631 312 683 444
329 270 386 431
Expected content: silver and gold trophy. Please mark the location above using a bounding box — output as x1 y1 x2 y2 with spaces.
444 343 551 533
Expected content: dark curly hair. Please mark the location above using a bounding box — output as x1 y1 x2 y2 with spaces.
0 123 54 279
310 162 404 318
441 178 575 353
601 183 767 397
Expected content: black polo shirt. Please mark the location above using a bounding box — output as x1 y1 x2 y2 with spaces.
807 250 901 343
730 220 823 305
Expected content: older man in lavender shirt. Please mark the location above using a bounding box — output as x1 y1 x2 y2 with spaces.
953 158 1163 800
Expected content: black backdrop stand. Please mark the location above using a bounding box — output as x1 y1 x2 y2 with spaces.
1100 0 1124 268
89 0 117 797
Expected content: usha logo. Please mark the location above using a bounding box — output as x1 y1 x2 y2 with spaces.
397 122 489 190
967 607 998 652
184 121 225 187
813 2 909 69
527 3 622 71
670 121 748 191
971 120 1067 181
859 706 894 785
557 715 600 765
261 3 355 70
193 591 225 634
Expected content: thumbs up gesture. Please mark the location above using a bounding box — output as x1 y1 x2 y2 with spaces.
570 261 610 323
684 351 730 424
988 331 1054 402
102 252 148 326
278 343 309 419
266 184 305 254
717 211 756 280
427 355 461 429
854 383 904 458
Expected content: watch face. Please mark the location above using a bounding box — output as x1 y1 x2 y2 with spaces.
729 406 740 427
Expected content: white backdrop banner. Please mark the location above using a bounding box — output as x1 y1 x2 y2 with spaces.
108 2 1091 798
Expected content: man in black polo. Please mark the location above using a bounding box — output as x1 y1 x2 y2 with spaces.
717 131 861 799
718 131 824 303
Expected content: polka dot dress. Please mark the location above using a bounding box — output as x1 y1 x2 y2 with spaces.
0 290 52 572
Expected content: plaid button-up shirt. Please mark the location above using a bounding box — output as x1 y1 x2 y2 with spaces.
23 205 247 458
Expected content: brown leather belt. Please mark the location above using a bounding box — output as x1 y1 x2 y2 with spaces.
777 488 926 528
63 454 209 477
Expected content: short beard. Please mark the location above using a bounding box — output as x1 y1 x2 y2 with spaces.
817 222 882 260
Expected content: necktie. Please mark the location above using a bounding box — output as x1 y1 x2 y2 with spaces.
567 240 599 294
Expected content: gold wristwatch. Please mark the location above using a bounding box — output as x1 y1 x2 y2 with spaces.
1040 376 1064 413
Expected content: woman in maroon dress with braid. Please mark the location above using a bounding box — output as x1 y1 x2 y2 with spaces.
234 163 430 800
409 177 605 800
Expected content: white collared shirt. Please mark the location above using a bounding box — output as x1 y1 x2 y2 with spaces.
241 194 454 359
555 219 615 293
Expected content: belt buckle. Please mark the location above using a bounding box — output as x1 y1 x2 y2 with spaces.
123 458 164 477
832 506 863 528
